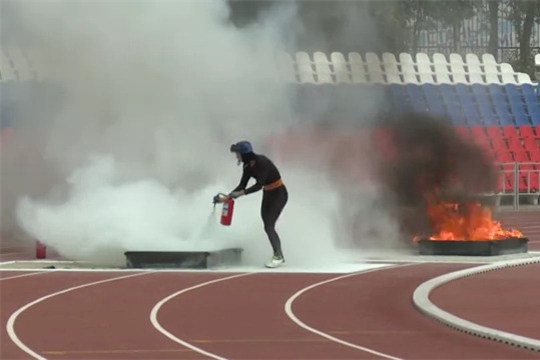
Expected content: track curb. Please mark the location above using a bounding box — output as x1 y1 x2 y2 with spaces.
413 256 540 352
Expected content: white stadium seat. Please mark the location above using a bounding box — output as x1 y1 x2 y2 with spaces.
517 72 533 84
382 52 402 84
348 52 368 84
500 63 517 84
331 52 351 84
313 51 333 84
365 52 385 83
295 52 316 84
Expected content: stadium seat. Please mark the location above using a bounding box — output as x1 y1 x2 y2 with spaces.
530 150 540 162
330 52 350 84
523 137 538 152
313 52 334 84
520 125 536 138
486 125 502 138
502 126 519 138
493 140 508 152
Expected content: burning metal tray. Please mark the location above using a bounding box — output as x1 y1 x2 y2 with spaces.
417 237 529 256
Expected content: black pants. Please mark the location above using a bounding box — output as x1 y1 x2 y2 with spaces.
261 185 288 258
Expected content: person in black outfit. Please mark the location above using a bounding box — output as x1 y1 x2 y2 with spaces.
224 140 288 268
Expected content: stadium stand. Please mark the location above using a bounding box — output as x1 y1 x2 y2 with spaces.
2 47 540 206
279 51 540 205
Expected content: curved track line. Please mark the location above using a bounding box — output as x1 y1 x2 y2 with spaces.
413 256 540 352
6 272 150 360
0 272 47 281
285 264 415 360
150 272 254 360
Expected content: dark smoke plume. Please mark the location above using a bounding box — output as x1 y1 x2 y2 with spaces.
374 112 498 238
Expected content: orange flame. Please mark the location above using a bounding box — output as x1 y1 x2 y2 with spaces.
413 201 524 242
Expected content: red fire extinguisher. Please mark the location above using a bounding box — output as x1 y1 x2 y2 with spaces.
220 197 235 226
36 240 47 259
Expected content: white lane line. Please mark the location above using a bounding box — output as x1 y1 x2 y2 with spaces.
285 264 416 360
6 272 150 360
0 272 48 282
150 272 254 360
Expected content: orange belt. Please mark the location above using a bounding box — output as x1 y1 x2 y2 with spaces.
264 178 283 191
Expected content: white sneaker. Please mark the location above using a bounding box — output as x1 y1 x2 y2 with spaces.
265 255 285 268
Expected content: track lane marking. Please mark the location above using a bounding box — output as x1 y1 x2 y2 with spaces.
42 329 428 355
150 272 254 360
285 263 417 360
42 348 192 355
6 272 151 360
0 272 48 282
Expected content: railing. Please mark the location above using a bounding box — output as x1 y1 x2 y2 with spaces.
493 162 540 209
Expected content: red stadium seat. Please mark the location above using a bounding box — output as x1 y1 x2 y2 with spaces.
519 125 536 138
474 137 491 152
530 150 540 162
523 137 538 151
486 126 502 139
507 137 524 151
502 126 519 138
495 150 513 163
470 126 486 138
491 137 508 151
513 150 530 163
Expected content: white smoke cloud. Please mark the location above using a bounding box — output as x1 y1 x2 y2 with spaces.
6 1 399 267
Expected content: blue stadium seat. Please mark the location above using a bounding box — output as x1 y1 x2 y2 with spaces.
490 92 507 105
406 84 425 102
494 103 515 126
438 84 455 96
421 84 438 96
523 91 537 104
471 84 488 96
488 84 504 95
389 84 405 98
458 94 476 110
478 105 498 125
521 83 535 96
460 102 481 125
474 93 492 105
505 84 521 95
527 101 540 120
455 83 472 96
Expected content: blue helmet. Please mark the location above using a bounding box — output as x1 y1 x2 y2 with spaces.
230 141 253 154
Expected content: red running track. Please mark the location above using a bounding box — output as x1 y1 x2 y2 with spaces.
2 264 539 360
432 262 540 342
